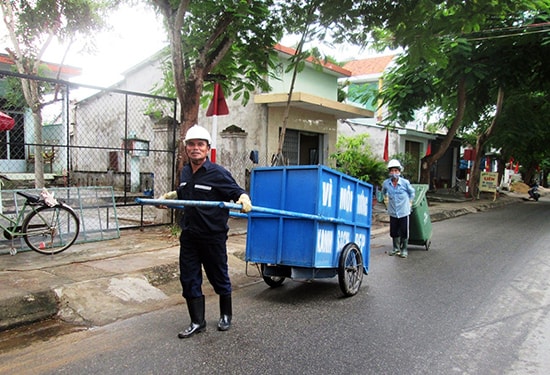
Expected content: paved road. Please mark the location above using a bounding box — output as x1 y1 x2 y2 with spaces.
0 201 549 374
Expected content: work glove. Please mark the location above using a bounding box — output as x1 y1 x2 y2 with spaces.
156 191 177 209
160 191 177 200
236 193 252 213
383 195 389 207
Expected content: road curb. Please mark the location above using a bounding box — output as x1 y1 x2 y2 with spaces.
0 290 58 331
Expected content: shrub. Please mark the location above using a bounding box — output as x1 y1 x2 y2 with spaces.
330 134 387 186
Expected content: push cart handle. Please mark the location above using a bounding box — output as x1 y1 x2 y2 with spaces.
136 198 241 210
135 198 347 224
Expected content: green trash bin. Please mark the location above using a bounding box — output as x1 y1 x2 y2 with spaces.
409 184 432 250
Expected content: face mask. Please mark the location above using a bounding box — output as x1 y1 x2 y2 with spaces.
389 172 400 180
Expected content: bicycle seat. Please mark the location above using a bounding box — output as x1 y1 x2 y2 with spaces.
16 191 41 204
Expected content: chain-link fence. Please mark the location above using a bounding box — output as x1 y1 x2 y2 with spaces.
0 71 177 229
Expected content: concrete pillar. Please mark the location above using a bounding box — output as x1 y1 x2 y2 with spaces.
152 117 179 223
219 126 248 190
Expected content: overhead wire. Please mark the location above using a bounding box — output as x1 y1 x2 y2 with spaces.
462 21 550 41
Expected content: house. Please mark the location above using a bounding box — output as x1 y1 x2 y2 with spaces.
76 43 374 167
208 43 375 188
251 44 374 166
67 50 174 195
340 55 462 187
0 54 82 176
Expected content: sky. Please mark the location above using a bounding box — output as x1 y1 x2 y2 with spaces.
281 34 380 63
45 4 167 88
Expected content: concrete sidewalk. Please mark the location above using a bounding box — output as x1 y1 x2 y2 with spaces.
0 192 523 331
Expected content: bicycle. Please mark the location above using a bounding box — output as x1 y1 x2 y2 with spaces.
1 189 80 255
449 177 467 194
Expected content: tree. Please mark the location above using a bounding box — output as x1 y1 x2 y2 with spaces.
148 0 372 172
489 90 550 185
1 0 114 188
371 1 550 196
149 0 284 172
465 8 550 195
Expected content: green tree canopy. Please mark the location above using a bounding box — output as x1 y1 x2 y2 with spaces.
365 0 550 194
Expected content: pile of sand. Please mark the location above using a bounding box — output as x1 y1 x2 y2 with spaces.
510 181 530 194
510 181 547 197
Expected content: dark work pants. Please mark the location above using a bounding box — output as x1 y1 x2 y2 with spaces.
179 232 231 299
389 215 409 239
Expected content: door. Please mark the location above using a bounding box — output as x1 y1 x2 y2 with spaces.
405 140 420 183
282 129 323 165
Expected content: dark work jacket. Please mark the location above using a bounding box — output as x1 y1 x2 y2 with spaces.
177 159 245 237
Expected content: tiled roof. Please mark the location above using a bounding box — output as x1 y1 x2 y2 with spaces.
274 43 352 76
0 54 82 77
343 55 395 76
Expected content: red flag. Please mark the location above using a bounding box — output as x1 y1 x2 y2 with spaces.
383 129 389 162
205 83 229 163
0 111 15 131
514 162 519 174
485 156 490 171
425 142 431 157
206 83 229 117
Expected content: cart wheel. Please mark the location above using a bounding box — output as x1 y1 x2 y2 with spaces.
425 240 431 251
338 243 363 297
261 264 285 288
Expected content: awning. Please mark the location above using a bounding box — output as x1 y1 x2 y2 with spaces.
0 111 15 131
254 92 374 119
398 128 437 140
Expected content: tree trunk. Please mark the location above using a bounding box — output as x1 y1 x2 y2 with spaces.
32 109 45 188
419 77 467 184
272 6 314 167
177 79 203 173
496 156 506 188
18 76 46 188
469 87 504 198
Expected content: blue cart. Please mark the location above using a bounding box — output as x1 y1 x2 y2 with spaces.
245 165 372 297
136 165 373 297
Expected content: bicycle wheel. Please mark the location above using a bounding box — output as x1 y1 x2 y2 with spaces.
22 204 80 255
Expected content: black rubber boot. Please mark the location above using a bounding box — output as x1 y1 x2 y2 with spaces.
217 294 232 332
178 296 206 339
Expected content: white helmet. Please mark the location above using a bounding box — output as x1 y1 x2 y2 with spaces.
184 124 212 145
387 159 402 170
